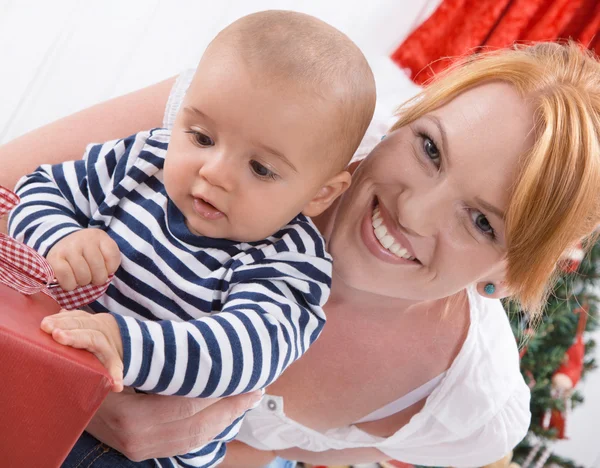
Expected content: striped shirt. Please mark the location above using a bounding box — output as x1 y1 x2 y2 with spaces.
9 129 331 468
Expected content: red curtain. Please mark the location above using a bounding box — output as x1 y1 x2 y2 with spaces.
392 0 600 84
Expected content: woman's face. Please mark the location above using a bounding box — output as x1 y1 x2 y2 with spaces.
328 82 536 301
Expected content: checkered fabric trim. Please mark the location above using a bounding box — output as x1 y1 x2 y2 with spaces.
0 185 110 309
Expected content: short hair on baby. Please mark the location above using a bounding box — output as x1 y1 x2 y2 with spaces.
208 10 376 170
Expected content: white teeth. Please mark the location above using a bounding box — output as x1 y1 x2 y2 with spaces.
374 225 387 239
371 207 416 261
380 234 395 248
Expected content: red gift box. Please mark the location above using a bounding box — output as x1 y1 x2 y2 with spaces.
0 283 111 467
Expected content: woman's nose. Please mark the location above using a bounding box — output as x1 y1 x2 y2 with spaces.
397 185 451 238
198 152 236 191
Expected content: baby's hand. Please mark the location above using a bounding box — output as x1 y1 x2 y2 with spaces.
47 229 121 291
41 309 124 392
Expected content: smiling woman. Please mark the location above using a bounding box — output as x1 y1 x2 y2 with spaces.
343 81 533 303
389 42 600 315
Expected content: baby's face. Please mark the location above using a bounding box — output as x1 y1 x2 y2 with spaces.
164 51 339 242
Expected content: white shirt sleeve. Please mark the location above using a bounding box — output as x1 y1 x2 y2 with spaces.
163 69 195 129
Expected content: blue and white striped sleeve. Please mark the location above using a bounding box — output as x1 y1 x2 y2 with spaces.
113 248 331 397
8 132 156 256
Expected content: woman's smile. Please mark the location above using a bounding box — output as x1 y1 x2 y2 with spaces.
372 202 418 261
360 198 421 265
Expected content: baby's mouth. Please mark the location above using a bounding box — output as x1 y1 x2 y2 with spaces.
193 196 225 220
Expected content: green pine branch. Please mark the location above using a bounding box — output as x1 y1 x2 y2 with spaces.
507 240 600 467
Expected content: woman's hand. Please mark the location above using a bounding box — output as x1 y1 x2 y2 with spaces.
86 387 262 462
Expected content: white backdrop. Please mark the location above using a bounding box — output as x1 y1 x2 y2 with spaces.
1 0 599 465
0 0 441 143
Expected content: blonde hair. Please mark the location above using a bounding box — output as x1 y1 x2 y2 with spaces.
391 42 600 317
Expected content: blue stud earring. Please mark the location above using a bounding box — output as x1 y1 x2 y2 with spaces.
380 134 386 141
484 283 496 295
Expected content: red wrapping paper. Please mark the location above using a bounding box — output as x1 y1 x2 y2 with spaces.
0 283 111 467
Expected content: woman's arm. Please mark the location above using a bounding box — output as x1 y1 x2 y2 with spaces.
0 76 175 233
219 441 388 468
87 388 262 462
219 441 277 468
276 446 389 465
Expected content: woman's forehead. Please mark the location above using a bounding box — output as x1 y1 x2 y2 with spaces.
432 82 534 174
426 83 535 216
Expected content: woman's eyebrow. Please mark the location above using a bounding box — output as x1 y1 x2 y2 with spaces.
422 114 505 220
423 115 450 167
475 196 505 220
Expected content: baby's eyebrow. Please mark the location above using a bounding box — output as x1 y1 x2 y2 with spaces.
183 105 297 172
183 106 215 125
256 142 297 172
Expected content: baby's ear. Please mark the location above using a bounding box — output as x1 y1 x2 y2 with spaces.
302 170 352 217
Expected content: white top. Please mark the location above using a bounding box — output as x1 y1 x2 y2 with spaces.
165 71 532 467
355 372 446 424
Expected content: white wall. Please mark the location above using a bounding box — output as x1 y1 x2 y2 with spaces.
0 0 440 143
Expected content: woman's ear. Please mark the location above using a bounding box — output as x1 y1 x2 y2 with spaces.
477 262 510 299
302 170 352 218
476 281 511 299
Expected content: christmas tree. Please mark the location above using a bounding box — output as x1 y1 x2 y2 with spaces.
507 240 600 468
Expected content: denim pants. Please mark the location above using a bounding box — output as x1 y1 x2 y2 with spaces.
61 431 155 468
264 458 296 468
62 431 295 468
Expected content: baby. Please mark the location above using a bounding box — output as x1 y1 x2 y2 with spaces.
8 10 375 468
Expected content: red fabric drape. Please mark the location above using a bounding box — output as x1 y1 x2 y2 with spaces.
392 0 600 84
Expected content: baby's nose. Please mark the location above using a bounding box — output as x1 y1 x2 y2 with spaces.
199 153 236 191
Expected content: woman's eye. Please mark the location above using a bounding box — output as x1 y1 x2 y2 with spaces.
471 211 496 239
422 136 440 166
250 160 276 180
186 130 214 147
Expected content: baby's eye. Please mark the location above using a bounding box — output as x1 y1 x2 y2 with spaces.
250 160 277 180
194 132 214 147
186 130 214 147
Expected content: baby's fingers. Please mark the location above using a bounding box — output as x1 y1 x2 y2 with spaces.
83 244 110 286
52 328 124 392
41 309 91 333
51 258 78 291
64 252 93 287
99 236 121 275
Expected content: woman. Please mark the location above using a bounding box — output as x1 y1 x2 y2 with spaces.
3 42 600 467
